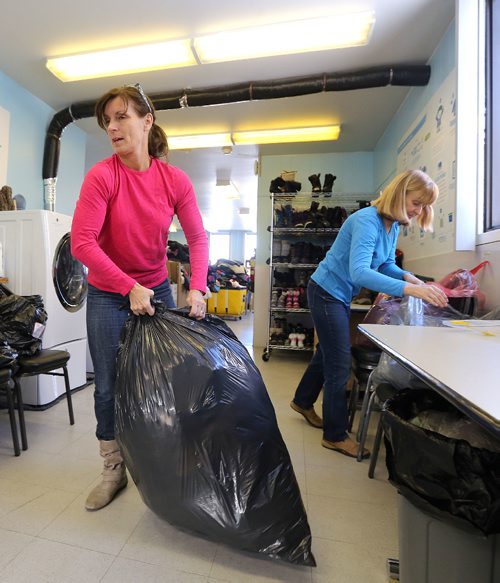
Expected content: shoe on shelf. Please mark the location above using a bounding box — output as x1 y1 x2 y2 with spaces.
321 436 370 459
290 401 323 428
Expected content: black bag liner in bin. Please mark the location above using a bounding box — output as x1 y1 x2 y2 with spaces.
382 388 500 535
115 304 315 566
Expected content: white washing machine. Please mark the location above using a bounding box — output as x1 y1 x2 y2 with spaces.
0 209 88 406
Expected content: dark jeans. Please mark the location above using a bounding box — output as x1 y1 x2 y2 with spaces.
87 279 175 440
293 279 351 442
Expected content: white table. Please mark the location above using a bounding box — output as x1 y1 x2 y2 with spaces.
358 323 500 437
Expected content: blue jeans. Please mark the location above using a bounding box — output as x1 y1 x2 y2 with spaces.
87 279 175 440
293 279 351 442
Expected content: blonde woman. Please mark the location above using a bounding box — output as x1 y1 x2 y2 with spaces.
290 170 448 458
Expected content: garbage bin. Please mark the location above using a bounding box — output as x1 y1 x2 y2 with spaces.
382 388 500 583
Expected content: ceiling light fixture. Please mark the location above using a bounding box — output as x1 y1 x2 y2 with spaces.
215 179 240 200
232 125 341 145
166 125 340 150
194 12 375 63
168 133 233 150
46 39 197 82
45 11 374 81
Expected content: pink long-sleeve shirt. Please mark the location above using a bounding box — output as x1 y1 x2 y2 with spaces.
71 155 208 296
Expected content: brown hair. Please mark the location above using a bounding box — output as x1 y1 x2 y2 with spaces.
95 85 168 159
372 169 438 232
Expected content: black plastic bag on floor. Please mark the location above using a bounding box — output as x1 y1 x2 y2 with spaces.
0 286 47 356
115 304 315 566
382 388 500 535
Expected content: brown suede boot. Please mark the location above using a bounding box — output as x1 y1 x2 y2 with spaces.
85 439 128 511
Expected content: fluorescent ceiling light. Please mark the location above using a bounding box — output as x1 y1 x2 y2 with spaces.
46 39 196 82
194 12 374 63
216 179 240 200
168 133 233 150
46 11 373 81
232 125 341 145
165 126 340 149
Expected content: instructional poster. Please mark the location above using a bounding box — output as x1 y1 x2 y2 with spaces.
0 105 9 186
397 72 457 261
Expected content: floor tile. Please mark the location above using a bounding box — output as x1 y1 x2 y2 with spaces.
39 483 146 555
119 510 217 576
101 557 210 583
311 536 397 583
0 537 114 583
0 485 78 535
0 528 34 571
209 544 313 583
306 493 398 556
0 313 399 581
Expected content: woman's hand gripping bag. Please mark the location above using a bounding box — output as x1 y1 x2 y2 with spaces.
115 304 315 567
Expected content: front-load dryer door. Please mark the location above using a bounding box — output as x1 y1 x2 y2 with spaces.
53 233 88 312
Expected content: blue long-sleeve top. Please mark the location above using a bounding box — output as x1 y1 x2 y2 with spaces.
311 205 409 305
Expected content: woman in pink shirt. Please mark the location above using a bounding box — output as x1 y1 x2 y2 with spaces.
71 83 208 511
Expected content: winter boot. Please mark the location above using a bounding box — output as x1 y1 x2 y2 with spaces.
280 240 291 262
85 439 128 511
322 173 337 193
277 290 287 308
308 173 322 193
272 239 282 262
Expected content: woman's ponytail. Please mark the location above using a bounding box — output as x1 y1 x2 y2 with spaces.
148 123 169 160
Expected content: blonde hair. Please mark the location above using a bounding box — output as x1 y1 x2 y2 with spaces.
372 169 438 232
95 85 168 160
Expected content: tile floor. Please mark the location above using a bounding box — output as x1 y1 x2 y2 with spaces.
0 313 398 583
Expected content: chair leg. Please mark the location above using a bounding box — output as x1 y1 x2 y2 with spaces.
13 378 28 451
357 389 377 462
62 366 75 425
368 415 384 478
5 381 21 456
347 378 359 432
356 370 376 442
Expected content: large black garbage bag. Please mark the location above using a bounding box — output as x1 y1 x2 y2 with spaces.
0 286 47 357
382 388 500 535
115 304 315 566
0 341 18 367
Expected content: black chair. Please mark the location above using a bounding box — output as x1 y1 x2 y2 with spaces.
13 348 74 451
360 383 398 476
0 366 22 456
348 345 381 432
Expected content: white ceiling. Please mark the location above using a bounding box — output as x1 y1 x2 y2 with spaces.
1 0 455 232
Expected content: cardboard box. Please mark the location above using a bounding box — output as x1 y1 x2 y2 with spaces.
167 260 189 308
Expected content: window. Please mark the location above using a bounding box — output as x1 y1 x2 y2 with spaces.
485 0 500 231
244 233 257 261
209 233 230 265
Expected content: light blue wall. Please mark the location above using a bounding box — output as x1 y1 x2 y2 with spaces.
253 150 374 346
0 70 87 215
374 22 456 189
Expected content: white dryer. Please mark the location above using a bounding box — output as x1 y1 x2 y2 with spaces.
0 209 88 406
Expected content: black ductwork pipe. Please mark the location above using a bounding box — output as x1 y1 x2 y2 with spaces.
43 64 430 209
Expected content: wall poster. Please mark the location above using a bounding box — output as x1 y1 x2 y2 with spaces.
396 71 457 261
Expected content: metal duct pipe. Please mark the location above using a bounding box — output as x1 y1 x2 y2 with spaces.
43 64 430 209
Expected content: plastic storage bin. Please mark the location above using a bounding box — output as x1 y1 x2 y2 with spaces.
399 496 500 583
206 289 246 318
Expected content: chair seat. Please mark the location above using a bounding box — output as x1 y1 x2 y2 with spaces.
351 345 381 366
17 349 70 374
